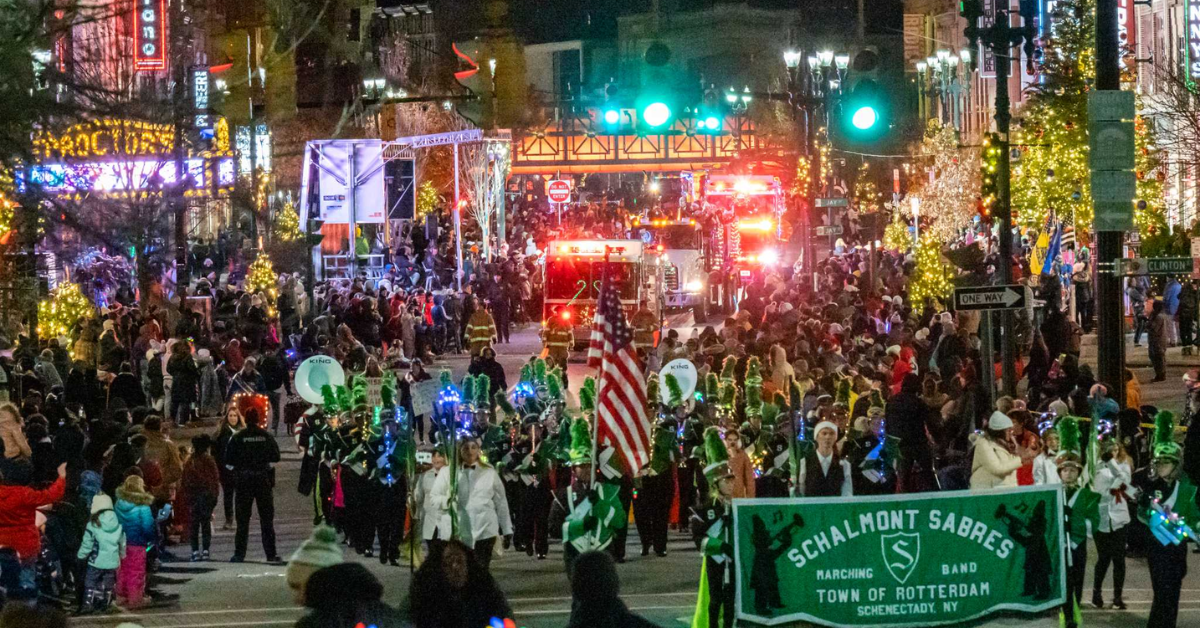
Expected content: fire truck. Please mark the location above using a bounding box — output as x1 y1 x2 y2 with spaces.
702 174 786 309
630 216 709 320
542 240 658 347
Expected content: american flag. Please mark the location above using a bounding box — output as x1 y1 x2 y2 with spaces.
587 261 651 473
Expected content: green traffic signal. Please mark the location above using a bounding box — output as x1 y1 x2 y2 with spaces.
702 115 721 131
603 108 620 125
851 106 878 131
642 101 672 128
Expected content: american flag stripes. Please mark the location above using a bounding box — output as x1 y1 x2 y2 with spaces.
588 261 652 474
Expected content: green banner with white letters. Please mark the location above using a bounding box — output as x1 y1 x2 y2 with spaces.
732 486 1065 627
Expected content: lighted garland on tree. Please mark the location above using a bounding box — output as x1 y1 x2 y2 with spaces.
37 282 94 340
274 201 301 242
245 250 279 317
416 181 441 220
909 120 980 240
883 211 910 252
908 234 955 306
852 162 883 215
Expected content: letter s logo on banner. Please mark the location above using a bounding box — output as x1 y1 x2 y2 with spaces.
881 532 920 584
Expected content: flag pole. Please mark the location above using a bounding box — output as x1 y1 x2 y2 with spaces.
588 246 611 489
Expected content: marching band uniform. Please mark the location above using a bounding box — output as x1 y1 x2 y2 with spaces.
691 427 736 628
1053 418 1098 628
634 418 677 557
1135 411 1200 628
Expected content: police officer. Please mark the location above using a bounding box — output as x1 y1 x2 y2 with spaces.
226 407 282 563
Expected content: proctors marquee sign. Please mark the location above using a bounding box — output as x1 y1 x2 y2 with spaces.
732 486 1065 626
135 0 167 71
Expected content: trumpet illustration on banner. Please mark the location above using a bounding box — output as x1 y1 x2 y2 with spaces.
1147 496 1197 546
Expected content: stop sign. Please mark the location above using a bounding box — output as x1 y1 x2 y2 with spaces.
547 179 572 203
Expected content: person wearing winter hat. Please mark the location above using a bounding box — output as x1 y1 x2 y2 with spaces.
1135 411 1200 628
797 421 853 497
286 525 343 605
76 494 126 614
969 412 1022 489
297 562 404 628
113 475 156 608
1032 425 1061 486
690 426 736 628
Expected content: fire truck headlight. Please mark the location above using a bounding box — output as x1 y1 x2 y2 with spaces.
684 280 704 293
759 248 779 266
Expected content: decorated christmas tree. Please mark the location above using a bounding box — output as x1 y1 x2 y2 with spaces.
37 282 94 340
1011 0 1165 236
852 162 883 215
416 181 441 220
245 250 279 317
273 201 301 242
909 119 979 240
883 210 910 252
908 234 955 306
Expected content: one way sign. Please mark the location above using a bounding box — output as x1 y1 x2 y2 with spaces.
953 285 1031 311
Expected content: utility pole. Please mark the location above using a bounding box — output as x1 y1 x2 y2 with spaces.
963 0 1036 397
170 0 189 294
1093 0 1127 407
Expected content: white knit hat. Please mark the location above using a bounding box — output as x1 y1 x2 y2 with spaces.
814 421 839 439
287 525 343 572
988 411 1013 430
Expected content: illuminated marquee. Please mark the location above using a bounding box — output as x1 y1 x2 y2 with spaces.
1189 0 1200 81
23 156 236 197
134 0 167 71
33 119 174 161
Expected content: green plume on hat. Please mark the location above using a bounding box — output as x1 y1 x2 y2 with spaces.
1057 416 1081 456
645 371 661 409
664 372 684 407
547 369 563 400
335 385 351 411
474 374 491 408
720 379 737 409
705 372 720 402
439 369 454 389
520 363 534 383
745 357 764 417
555 417 574 461
380 378 395 408
494 391 516 418
720 355 737 382
1153 410 1183 463
761 401 781 426
461 375 477 406
534 358 548 384
868 389 885 410
835 378 852 406
789 378 804 411
321 384 338 411
580 377 598 413
703 426 729 468
702 426 733 483
568 417 593 465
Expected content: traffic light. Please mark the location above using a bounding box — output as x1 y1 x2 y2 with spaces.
694 87 723 134
639 99 673 129
599 82 622 132
837 48 889 145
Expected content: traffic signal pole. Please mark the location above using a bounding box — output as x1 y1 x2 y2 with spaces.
1094 0 1126 407
965 0 1036 397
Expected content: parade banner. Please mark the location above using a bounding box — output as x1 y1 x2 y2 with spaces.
732 486 1065 627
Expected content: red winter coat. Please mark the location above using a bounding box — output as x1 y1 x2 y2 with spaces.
0 477 65 560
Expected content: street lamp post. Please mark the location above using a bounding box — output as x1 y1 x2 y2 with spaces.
784 47 849 283
915 49 974 129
